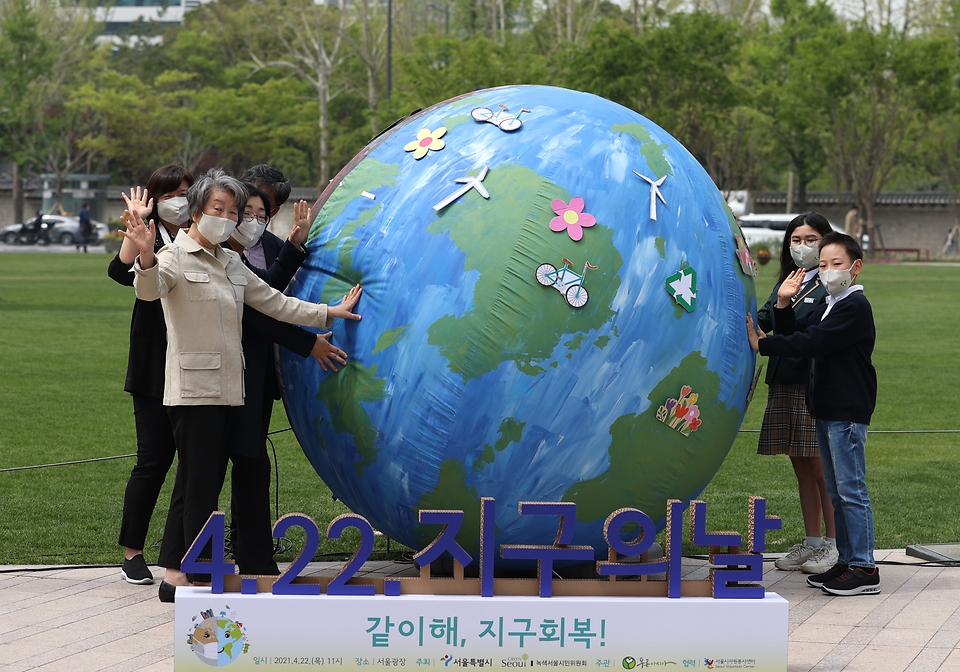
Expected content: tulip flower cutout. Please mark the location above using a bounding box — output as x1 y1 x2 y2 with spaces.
656 386 702 436
404 127 447 159
549 197 596 242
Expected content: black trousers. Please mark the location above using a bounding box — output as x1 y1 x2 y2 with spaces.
230 449 280 575
157 405 231 571
228 386 280 575
117 395 177 550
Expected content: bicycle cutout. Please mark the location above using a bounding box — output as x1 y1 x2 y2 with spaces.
471 104 531 132
536 257 598 308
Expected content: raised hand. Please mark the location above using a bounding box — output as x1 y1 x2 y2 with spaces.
311 332 348 372
119 208 156 268
328 284 362 321
121 186 153 220
776 270 805 308
289 200 310 248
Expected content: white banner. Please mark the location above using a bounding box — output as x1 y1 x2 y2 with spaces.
175 589 787 671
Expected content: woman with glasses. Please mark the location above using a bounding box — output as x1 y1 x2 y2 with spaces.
223 184 350 577
756 212 836 575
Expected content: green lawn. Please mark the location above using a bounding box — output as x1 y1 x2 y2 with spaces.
0 254 958 565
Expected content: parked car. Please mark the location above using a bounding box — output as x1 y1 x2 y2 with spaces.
2 215 107 246
736 213 841 249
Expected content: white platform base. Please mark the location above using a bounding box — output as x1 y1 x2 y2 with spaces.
175 589 787 671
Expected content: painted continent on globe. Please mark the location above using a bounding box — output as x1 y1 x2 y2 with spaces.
281 84 757 563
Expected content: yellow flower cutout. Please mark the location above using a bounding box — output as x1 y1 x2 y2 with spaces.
404 127 447 159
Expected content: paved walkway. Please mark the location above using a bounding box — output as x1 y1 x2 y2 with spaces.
1 550 959 671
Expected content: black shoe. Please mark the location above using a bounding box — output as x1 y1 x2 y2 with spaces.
821 566 881 596
121 555 155 585
158 581 176 603
806 562 848 588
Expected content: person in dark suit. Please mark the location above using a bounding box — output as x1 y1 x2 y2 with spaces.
222 184 348 575
109 165 194 586
77 203 92 253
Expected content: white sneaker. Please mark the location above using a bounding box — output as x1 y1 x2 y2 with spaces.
801 543 839 574
774 543 818 571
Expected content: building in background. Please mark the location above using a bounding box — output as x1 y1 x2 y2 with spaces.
94 0 211 41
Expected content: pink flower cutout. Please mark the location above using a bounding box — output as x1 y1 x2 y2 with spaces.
550 197 596 241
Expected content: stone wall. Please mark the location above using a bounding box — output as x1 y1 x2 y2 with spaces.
754 196 960 258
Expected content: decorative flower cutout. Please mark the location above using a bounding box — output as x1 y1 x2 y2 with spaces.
549 197 596 241
657 385 703 437
404 127 447 159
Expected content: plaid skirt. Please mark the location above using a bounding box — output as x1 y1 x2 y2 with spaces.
757 382 820 457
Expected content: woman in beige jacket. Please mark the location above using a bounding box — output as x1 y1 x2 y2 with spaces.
121 169 361 598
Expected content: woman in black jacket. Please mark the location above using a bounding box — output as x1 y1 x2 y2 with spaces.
108 164 194 586
756 212 836 574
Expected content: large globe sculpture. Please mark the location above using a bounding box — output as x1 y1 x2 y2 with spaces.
281 84 757 564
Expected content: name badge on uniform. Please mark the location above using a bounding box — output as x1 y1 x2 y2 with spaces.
803 297 815 303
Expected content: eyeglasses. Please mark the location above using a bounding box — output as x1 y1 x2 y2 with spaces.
245 213 269 225
790 235 821 246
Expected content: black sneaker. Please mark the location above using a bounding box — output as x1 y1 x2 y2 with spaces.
806 562 848 588
821 566 881 596
121 555 155 585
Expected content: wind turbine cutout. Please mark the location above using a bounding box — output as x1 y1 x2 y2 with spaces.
633 170 668 221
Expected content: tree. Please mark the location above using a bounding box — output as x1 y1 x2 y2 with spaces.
0 0 53 222
394 34 549 111
0 0 101 218
72 70 213 183
807 25 957 235
341 0 388 137
562 13 741 168
702 105 779 194
247 0 351 189
745 0 838 210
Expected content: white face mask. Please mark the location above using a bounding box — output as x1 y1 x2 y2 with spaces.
195 213 237 245
156 196 191 227
820 265 856 297
789 244 819 270
232 217 259 248
247 219 268 248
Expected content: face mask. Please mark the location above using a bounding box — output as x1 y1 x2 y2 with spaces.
232 217 259 248
820 265 856 297
195 213 237 245
247 219 268 248
789 244 819 270
156 196 191 226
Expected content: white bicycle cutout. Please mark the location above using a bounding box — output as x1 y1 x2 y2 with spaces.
471 104 531 132
536 257 598 308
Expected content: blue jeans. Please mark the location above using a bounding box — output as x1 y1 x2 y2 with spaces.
816 420 875 568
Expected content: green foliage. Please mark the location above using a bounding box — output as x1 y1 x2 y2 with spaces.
4 0 960 199
0 0 104 216
562 13 741 165
393 35 550 111
0 0 54 155
800 24 960 218
744 0 837 203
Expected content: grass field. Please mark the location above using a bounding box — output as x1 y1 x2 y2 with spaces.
1 253 958 566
